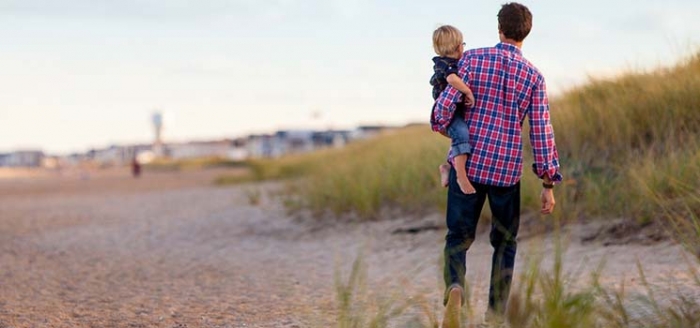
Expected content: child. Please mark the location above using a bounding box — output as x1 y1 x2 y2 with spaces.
430 25 476 194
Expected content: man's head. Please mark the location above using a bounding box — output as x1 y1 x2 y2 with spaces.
497 3 532 43
433 25 464 58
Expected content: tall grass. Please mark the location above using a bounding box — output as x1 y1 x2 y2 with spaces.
331 237 700 328
633 151 700 257
550 52 700 222
334 251 412 328
299 127 450 218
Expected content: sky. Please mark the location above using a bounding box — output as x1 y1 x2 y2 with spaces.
1 0 700 154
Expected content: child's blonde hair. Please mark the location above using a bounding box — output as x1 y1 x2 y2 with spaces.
433 25 463 57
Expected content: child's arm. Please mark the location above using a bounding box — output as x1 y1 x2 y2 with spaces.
446 74 475 107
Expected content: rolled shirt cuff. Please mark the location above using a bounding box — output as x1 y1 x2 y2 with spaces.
532 163 563 183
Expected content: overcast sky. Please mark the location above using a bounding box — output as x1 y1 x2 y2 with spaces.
1 0 699 154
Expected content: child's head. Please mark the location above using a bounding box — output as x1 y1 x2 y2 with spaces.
433 25 464 58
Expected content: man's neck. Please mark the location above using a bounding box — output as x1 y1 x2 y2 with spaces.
500 38 523 49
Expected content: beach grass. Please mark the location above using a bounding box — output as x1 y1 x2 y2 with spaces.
146 156 247 171
331 235 700 328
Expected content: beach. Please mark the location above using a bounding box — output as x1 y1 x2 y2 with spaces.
0 168 696 327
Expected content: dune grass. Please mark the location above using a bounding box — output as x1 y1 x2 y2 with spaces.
550 52 700 223
146 156 247 171
331 236 700 328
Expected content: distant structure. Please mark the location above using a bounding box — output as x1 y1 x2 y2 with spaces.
89 144 149 166
245 129 351 158
0 150 45 167
39 123 400 168
152 111 164 157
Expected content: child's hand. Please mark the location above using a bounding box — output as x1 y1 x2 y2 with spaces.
463 92 475 107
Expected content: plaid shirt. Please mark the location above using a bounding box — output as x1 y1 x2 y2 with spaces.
433 43 562 186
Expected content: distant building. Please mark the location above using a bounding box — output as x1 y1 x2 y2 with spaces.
312 130 351 149
168 140 232 160
228 138 248 161
351 125 391 140
274 130 315 156
33 124 390 167
90 145 150 166
243 130 352 159
246 134 275 158
59 153 89 167
0 150 45 167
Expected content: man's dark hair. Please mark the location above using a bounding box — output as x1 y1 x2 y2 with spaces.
498 3 532 42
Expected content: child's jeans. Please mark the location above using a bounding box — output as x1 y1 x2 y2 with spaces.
447 115 471 157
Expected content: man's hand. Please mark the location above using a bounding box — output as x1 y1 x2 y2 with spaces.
540 188 556 214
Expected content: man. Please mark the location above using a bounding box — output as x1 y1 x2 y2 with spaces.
432 3 562 327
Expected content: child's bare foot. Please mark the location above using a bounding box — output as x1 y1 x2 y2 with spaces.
439 163 450 187
457 175 476 194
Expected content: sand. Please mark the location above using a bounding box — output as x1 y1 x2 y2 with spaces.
0 168 697 327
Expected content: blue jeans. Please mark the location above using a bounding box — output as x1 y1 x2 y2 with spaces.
443 167 520 314
446 115 471 156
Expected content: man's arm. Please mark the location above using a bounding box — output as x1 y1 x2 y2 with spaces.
527 76 562 214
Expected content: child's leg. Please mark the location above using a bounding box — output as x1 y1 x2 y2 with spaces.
453 154 475 194
446 113 476 194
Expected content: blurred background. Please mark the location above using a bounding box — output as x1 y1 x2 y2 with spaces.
1 0 699 163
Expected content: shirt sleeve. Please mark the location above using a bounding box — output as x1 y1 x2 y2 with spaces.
434 82 463 134
528 76 563 182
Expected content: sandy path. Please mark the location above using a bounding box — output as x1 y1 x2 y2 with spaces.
0 169 697 327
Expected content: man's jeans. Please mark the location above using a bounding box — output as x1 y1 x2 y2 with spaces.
443 167 520 314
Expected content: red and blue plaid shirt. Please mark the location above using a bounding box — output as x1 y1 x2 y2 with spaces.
432 43 562 187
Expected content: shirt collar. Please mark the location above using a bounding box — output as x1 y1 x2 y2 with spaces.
496 42 522 55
